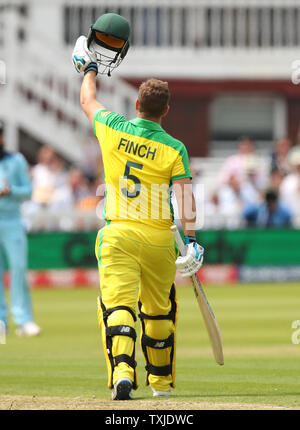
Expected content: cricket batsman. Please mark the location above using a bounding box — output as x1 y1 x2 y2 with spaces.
0 122 41 336
72 13 204 400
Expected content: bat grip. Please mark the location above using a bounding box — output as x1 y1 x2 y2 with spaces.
171 225 187 256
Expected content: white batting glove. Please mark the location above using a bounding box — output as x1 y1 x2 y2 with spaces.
176 237 204 278
72 35 98 74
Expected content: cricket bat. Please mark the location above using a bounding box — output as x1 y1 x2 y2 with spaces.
171 225 224 365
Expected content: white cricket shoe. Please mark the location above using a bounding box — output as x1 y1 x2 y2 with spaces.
15 321 42 337
151 386 171 397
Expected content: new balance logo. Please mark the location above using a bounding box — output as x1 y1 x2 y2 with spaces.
120 326 131 333
154 341 165 348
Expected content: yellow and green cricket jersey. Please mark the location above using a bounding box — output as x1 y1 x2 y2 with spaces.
93 109 191 229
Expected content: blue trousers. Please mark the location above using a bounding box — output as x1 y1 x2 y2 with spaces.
0 219 33 326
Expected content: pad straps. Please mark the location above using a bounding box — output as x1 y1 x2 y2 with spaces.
100 299 137 389
138 284 177 386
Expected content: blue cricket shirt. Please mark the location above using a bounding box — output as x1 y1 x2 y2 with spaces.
0 152 32 221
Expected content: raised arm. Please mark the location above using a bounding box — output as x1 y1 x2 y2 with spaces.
80 71 105 126
72 35 105 126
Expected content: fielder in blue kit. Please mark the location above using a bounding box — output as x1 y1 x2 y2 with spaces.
0 124 41 336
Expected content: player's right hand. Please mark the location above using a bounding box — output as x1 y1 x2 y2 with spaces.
72 35 98 74
175 237 204 278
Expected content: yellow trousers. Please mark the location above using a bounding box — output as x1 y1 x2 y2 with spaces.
95 221 178 392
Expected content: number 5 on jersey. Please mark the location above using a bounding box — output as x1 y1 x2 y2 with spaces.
121 161 143 198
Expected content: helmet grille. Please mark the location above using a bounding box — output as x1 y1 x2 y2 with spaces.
89 40 123 76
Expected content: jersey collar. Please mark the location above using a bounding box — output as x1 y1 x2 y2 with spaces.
129 117 164 132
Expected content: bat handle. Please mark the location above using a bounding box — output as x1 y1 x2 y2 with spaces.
171 225 187 256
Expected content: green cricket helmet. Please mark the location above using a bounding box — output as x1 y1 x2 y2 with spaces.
87 13 130 76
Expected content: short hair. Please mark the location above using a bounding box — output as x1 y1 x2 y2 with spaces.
138 79 170 118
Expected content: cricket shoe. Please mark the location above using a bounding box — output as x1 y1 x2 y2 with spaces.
112 378 133 400
151 386 171 397
15 321 42 337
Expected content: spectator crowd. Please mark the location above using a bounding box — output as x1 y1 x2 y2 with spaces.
22 145 105 231
196 132 300 229
21 130 300 230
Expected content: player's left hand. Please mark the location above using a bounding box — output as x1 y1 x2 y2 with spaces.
175 236 204 278
72 35 98 74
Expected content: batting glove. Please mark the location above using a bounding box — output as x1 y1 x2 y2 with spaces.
72 35 98 74
175 236 204 278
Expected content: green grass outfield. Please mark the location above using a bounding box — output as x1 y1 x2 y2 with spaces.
0 283 300 409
